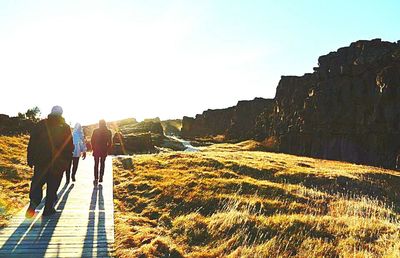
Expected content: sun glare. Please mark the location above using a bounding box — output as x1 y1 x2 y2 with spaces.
0 4 274 125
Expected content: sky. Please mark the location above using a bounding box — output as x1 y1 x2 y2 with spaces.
0 0 399 125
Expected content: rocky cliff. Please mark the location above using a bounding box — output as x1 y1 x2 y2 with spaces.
272 39 400 168
226 98 275 141
182 39 400 169
181 98 274 141
181 107 235 139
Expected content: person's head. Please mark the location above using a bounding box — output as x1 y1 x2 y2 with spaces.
99 119 107 128
50 105 63 116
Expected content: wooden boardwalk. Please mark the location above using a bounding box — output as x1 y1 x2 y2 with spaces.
0 155 115 257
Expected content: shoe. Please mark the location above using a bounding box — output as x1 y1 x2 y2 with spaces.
99 177 103 183
42 208 56 217
93 180 98 186
72 176 76 182
25 207 36 219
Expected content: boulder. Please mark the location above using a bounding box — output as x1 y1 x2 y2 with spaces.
120 157 134 169
161 137 186 151
123 133 156 153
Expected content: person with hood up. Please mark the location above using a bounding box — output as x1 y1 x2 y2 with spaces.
65 123 87 184
91 119 112 186
26 106 73 217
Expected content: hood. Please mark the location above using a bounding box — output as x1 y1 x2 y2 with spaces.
47 114 66 126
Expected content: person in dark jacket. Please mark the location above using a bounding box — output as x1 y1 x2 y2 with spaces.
91 119 112 185
26 106 73 218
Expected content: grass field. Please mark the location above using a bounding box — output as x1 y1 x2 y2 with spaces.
0 135 31 228
2 135 400 256
113 141 400 257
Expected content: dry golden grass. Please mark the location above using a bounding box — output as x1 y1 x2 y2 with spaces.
199 140 273 152
113 142 400 257
0 135 31 228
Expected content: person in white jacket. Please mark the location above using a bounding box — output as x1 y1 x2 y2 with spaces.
66 123 87 183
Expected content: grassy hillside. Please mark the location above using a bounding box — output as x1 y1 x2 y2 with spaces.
0 136 31 228
113 142 400 257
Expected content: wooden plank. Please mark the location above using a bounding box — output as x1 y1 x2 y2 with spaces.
0 155 115 257
0 248 112 255
0 253 111 258
0 239 113 246
0 232 115 240
0 223 114 231
0 244 113 251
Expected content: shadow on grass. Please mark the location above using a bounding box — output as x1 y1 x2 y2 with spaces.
227 162 400 210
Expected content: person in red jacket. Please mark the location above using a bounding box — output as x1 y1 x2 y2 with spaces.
91 119 112 185
26 106 73 217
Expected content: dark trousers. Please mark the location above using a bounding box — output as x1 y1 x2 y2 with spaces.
65 157 80 180
29 165 64 212
94 156 106 180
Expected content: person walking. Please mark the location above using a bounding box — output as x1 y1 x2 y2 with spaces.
65 123 87 184
91 119 112 186
26 106 73 217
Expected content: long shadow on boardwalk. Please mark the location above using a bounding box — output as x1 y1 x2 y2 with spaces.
0 183 74 257
82 184 109 257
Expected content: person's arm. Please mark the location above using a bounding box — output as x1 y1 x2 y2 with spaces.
65 126 74 159
81 134 87 159
91 130 96 152
27 124 38 168
107 130 112 154
109 131 112 147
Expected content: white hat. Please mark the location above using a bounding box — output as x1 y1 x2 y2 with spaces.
50 105 63 116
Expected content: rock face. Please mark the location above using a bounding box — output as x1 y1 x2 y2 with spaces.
161 119 182 136
111 119 164 154
182 39 400 169
226 98 275 141
123 133 155 153
181 98 274 141
272 39 400 168
182 107 235 139
119 119 164 136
